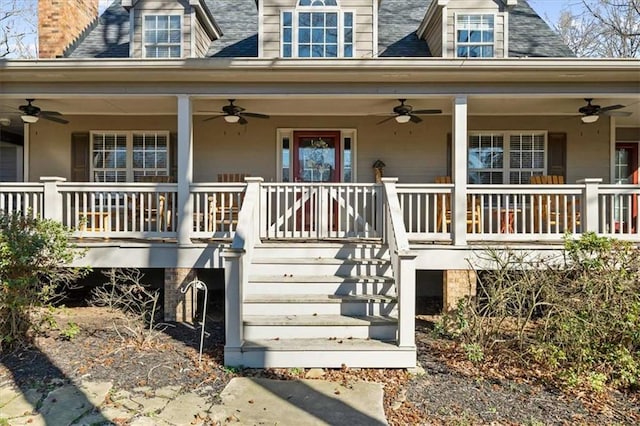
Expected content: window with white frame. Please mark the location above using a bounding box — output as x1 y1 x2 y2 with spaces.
468 132 546 184
144 15 181 58
456 14 494 58
281 0 355 58
91 132 169 182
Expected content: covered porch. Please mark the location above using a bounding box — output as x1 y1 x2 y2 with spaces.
1 58 639 367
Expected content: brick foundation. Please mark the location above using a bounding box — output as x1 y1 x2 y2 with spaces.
443 269 477 311
38 0 98 58
164 268 196 322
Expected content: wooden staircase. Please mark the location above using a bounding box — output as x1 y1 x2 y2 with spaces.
235 242 416 368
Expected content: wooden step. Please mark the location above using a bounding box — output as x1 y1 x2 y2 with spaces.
238 338 416 368
251 257 392 276
243 314 398 340
243 294 398 316
246 275 395 296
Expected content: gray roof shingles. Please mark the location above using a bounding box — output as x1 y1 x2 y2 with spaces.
66 0 573 59
509 0 575 57
378 0 433 57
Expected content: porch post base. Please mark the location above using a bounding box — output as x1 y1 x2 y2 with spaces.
443 269 477 312
224 346 244 367
163 267 196 322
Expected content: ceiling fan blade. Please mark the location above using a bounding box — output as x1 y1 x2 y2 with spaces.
40 110 63 116
203 115 224 122
599 104 625 113
409 114 423 123
377 116 396 125
603 110 632 117
240 112 270 119
412 109 442 115
238 116 248 125
41 114 69 124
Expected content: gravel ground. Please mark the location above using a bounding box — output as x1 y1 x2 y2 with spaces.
1 307 638 425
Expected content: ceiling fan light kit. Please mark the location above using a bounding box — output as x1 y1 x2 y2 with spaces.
224 115 241 123
395 114 412 124
581 115 599 124
21 114 39 124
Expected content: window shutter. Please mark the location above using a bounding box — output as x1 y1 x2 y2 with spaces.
170 133 177 181
547 132 567 179
71 132 90 182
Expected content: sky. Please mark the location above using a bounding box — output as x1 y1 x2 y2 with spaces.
528 0 578 24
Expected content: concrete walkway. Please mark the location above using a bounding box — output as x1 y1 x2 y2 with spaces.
0 377 387 425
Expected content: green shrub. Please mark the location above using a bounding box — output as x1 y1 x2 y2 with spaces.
438 233 640 391
0 213 88 350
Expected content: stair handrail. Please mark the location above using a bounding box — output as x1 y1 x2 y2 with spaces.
221 177 263 366
381 178 417 349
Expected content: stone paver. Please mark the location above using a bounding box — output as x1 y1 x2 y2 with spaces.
158 391 213 425
0 386 21 408
217 377 388 426
1 376 389 426
130 395 170 415
38 381 112 425
0 388 42 418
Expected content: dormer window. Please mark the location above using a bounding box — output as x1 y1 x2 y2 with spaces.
455 14 494 58
144 14 182 58
281 0 354 58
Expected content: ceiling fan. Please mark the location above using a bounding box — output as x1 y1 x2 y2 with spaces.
378 99 442 124
578 98 631 123
18 99 69 124
202 99 270 124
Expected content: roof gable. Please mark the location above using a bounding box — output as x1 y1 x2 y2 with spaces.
65 0 572 59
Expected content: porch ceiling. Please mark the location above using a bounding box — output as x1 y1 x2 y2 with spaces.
1 95 638 136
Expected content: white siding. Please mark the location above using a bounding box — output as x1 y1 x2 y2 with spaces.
193 12 212 57
27 114 610 185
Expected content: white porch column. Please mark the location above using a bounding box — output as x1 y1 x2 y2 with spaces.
23 123 30 182
40 176 66 222
578 178 602 233
176 95 194 245
452 96 468 246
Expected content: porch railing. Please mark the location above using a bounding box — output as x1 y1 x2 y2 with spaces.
599 184 640 238
0 178 638 243
191 183 246 238
58 182 178 238
260 183 383 239
0 183 44 219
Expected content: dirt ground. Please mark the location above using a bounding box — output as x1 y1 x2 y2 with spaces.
1 306 638 425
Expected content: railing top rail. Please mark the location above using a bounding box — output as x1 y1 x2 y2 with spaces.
261 182 381 188
382 179 411 254
190 183 246 192
469 185 584 195
0 183 45 192
59 182 178 191
599 184 640 193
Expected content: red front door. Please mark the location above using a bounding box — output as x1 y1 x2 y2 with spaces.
293 131 341 183
292 131 341 235
615 143 639 233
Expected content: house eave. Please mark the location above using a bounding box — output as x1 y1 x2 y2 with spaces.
2 58 639 85
417 0 448 39
190 0 223 40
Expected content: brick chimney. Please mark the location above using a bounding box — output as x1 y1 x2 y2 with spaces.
38 0 99 58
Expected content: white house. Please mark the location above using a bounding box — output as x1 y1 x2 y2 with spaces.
0 0 638 368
